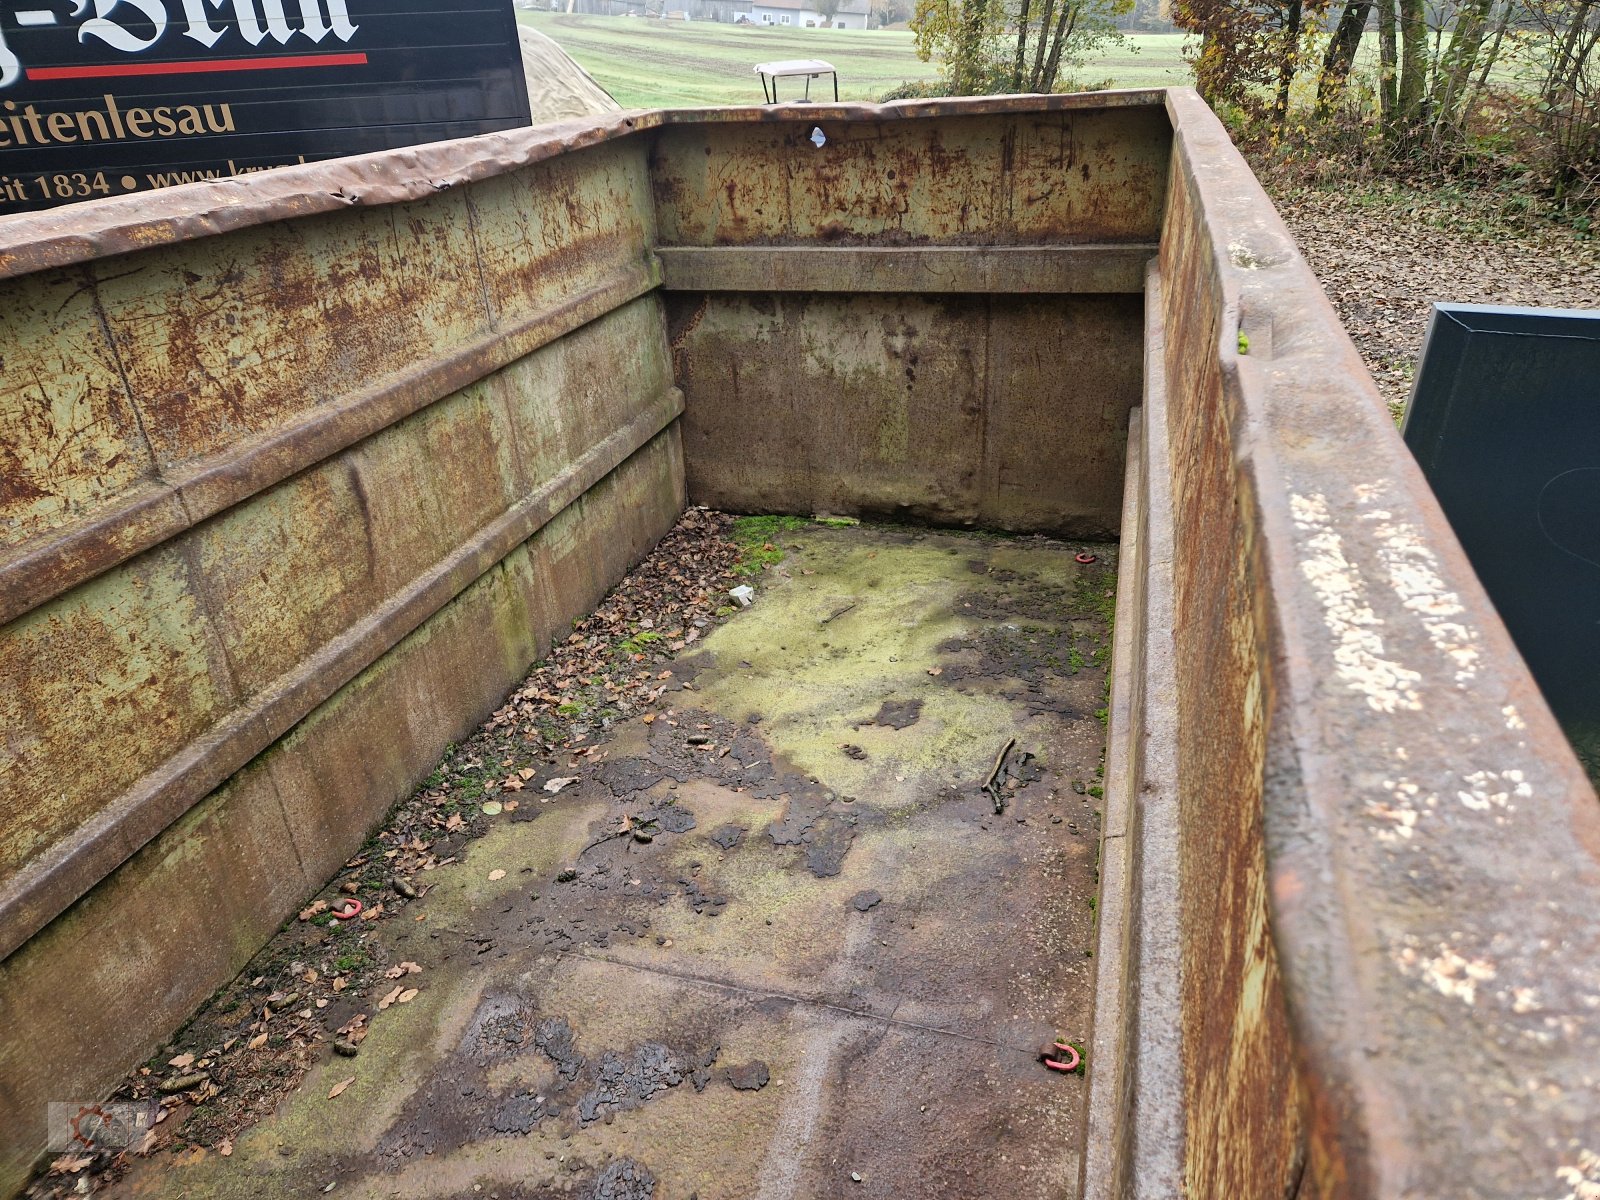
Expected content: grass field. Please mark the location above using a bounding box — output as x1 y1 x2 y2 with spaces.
516 12 1191 107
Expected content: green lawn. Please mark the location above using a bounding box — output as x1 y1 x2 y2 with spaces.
517 11 1191 107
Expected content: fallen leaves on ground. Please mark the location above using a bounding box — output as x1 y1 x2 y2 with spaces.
1263 178 1600 420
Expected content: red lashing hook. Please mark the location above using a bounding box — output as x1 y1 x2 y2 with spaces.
1043 1042 1080 1072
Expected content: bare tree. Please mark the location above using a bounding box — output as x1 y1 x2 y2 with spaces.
1315 0 1374 114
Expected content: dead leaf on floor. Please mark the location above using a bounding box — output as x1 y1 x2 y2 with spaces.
379 986 403 1010
384 961 422 979
247 1032 268 1050
543 777 579 794
397 988 418 1004
359 902 384 921
328 1076 355 1100
298 900 328 922
218 1138 233 1157
488 869 506 881
168 1053 195 1071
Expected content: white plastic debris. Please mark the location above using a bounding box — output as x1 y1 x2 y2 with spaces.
810 126 826 148
729 585 756 608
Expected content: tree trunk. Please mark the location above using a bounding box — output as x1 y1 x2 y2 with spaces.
1396 0 1428 128
1040 1 1080 90
1013 0 1033 90
1433 0 1499 137
1544 0 1596 105
1030 0 1058 88
1460 4 1511 117
1378 0 1398 124
1275 0 1305 122
1316 0 1374 115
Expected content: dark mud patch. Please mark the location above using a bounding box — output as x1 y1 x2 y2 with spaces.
650 804 697 835
952 560 1113 626
851 890 883 912
864 698 923 729
708 823 745 850
598 757 671 796
803 814 856 877
690 1044 720 1092
374 1001 714 1163
591 1157 658 1200
726 1060 771 1091
492 1157 659 1200
678 872 729 916
577 1043 685 1124
535 1016 585 1081
768 788 859 878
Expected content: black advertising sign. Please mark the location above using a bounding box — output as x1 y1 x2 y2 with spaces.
1401 302 1600 777
0 0 532 216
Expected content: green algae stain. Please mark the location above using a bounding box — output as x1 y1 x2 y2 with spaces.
683 529 1093 806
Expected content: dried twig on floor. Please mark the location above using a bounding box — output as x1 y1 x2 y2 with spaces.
984 737 1016 814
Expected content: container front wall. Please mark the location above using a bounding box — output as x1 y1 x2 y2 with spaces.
652 106 1168 536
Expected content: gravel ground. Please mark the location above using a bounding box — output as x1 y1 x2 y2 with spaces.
1265 184 1600 418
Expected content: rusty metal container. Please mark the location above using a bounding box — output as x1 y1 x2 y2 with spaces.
0 89 1596 1198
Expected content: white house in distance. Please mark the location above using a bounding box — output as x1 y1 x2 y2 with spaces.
744 0 871 28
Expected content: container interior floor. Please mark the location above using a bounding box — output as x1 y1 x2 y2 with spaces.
114 520 1117 1200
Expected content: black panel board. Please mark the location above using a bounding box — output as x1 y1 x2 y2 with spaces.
1402 302 1600 775
0 0 530 215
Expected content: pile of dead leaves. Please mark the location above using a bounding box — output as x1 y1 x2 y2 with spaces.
485 505 741 747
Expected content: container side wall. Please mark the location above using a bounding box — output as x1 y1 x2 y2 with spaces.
1150 89 1600 1200
0 134 682 1192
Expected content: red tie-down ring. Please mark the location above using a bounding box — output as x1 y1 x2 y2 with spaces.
1043 1041 1081 1072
